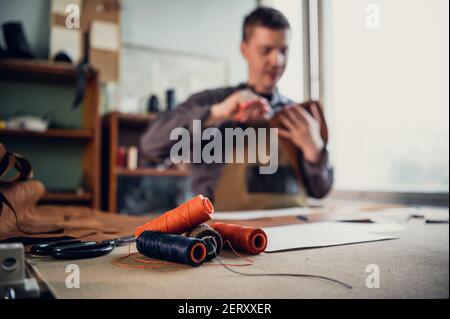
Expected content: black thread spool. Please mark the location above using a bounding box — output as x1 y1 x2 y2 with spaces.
186 224 223 261
147 95 160 113
165 89 176 111
136 231 207 267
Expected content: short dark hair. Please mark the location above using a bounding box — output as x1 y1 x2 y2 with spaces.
242 7 290 42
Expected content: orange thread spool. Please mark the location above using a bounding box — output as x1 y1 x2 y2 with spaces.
211 223 267 255
134 195 214 238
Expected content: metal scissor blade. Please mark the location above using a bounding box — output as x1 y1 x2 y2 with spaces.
105 235 136 247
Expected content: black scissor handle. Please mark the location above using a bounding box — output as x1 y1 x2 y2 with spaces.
31 239 86 256
52 242 115 260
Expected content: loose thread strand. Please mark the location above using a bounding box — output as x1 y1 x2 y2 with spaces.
215 241 352 290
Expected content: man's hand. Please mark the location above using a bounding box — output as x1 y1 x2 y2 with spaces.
276 103 325 164
205 89 271 126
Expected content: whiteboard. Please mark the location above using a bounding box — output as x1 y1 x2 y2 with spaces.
120 43 229 111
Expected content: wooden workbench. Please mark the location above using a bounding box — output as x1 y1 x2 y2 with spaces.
27 213 448 299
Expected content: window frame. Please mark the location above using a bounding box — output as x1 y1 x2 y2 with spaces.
306 0 449 206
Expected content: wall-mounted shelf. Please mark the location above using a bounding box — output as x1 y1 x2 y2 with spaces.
115 167 191 177
42 192 93 202
0 59 95 85
113 112 157 125
0 59 101 209
0 128 94 140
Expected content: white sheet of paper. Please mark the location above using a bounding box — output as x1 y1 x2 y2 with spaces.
352 206 449 223
50 26 81 63
335 208 413 223
90 20 120 52
352 222 406 233
213 207 315 220
422 207 449 222
263 222 399 252
213 206 425 223
51 0 82 15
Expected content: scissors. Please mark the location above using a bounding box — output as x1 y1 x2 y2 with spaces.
31 236 135 260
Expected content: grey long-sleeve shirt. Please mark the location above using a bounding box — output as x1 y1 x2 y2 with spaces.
140 84 333 202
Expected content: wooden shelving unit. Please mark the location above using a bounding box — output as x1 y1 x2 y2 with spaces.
41 191 93 202
0 59 101 208
102 112 191 213
115 167 192 177
0 128 94 140
0 59 81 84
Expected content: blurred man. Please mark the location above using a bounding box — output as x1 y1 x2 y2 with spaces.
141 7 333 210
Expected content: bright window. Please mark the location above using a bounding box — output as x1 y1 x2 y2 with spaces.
321 0 449 193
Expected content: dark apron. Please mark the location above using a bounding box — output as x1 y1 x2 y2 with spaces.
213 101 328 211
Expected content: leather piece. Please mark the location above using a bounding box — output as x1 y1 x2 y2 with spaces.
0 143 148 251
0 143 33 183
269 100 328 185
0 179 149 250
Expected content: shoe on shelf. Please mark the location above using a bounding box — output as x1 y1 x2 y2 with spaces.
2 21 35 59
